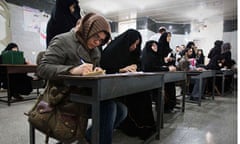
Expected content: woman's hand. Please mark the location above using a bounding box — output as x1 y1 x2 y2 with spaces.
119 64 137 73
93 67 103 72
168 65 176 72
69 63 93 75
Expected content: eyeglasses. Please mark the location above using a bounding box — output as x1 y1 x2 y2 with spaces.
92 34 105 45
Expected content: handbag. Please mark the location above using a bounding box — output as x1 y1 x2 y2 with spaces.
27 85 88 144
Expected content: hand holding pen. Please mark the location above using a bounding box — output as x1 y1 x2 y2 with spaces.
81 59 104 72
69 59 93 75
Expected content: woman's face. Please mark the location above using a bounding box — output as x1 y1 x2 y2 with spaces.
166 33 171 42
87 32 106 49
129 39 140 52
197 50 202 55
69 4 76 14
187 49 193 57
11 47 18 51
151 42 158 52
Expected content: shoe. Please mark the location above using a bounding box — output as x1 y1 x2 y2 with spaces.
13 93 24 100
164 108 175 113
201 96 206 100
189 96 198 101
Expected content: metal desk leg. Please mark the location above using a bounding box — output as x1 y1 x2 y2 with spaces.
91 101 100 144
157 87 163 139
7 73 11 106
182 80 186 112
198 78 202 106
221 74 225 96
212 76 215 100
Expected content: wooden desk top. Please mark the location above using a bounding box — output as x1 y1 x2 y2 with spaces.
0 64 37 74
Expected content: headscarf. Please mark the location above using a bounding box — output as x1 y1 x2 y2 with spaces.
75 13 111 48
141 40 160 72
207 40 223 59
100 29 142 74
186 41 196 58
3 43 19 52
158 32 172 57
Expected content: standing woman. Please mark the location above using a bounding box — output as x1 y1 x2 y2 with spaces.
46 0 81 47
100 29 156 140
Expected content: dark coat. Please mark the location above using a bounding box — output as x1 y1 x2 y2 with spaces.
100 29 142 73
46 0 81 47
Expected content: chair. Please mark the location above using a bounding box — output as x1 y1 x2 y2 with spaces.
31 51 46 96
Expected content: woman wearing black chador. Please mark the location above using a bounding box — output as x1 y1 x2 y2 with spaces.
46 0 81 47
142 32 177 113
100 29 156 140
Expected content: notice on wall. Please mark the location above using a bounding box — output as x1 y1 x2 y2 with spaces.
23 6 41 33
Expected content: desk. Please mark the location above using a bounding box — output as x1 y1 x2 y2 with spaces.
187 70 216 106
156 71 187 128
216 70 234 96
0 64 37 105
30 72 164 144
162 71 187 112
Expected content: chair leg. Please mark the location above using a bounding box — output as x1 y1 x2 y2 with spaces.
214 86 221 96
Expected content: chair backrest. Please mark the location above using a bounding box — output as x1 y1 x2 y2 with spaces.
36 51 46 65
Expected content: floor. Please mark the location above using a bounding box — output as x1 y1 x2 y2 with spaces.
0 88 237 144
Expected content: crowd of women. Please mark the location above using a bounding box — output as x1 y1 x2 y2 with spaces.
0 0 235 143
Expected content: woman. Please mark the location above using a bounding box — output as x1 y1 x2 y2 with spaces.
141 40 160 71
37 13 127 144
186 41 196 58
100 29 156 140
196 49 205 66
46 0 81 46
100 29 142 73
0 43 33 100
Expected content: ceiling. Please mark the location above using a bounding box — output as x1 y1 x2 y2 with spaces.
79 0 237 23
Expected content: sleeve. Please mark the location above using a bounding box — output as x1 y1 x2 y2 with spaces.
37 37 74 80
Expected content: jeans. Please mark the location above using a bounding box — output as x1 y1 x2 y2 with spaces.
191 79 206 98
86 100 127 144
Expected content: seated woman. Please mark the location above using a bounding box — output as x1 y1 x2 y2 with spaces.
100 29 156 140
141 34 177 113
36 13 127 144
0 43 33 100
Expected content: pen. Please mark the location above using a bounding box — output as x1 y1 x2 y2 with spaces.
80 59 85 64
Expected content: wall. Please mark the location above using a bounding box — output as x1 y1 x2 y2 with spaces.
7 3 48 64
223 31 237 62
0 0 11 51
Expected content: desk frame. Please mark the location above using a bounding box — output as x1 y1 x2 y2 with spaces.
216 70 234 96
187 70 216 106
29 73 164 144
0 64 37 106
160 71 187 128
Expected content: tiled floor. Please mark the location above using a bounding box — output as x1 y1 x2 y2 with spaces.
0 89 237 144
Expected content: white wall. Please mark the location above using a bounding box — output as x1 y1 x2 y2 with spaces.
223 31 237 62
0 0 11 52
189 16 224 61
6 4 48 64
